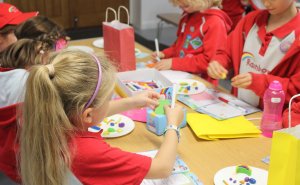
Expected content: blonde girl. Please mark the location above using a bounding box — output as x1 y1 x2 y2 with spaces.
153 0 231 82
20 50 184 185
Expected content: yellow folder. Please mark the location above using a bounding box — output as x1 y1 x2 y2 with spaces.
187 113 261 140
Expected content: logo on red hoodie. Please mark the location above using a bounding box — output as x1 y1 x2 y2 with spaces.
8 6 18 13
242 52 270 74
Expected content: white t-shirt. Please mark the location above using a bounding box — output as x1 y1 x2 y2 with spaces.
0 69 28 108
238 24 295 106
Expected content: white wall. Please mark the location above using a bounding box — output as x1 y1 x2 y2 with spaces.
129 0 142 29
130 0 180 30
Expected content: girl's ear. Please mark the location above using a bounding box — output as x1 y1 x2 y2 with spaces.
82 108 94 124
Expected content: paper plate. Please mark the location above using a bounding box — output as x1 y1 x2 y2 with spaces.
214 166 268 185
174 79 206 95
67 46 94 53
92 38 104 48
88 114 135 138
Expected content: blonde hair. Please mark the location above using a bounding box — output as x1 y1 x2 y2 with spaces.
170 0 222 8
20 50 116 185
0 38 52 68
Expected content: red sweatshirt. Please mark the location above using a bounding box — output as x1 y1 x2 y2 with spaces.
213 10 300 109
162 8 232 79
222 0 246 29
0 67 28 182
0 103 20 182
282 102 300 128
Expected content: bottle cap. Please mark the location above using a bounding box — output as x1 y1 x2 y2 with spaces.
269 80 282 91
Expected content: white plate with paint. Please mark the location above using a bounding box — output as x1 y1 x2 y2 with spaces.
214 166 268 185
88 114 135 138
174 79 206 95
92 38 104 48
67 45 94 53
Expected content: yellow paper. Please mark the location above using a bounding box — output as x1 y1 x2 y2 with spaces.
187 113 261 140
268 131 300 185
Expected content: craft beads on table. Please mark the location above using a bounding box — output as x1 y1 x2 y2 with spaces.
100 117 125 136
227 177 257 185
178 81 199 94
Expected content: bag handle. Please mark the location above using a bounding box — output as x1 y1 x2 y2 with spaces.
288 94 300 128
105 7 117 22
118 6 130 25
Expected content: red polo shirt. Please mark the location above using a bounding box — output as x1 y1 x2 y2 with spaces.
71 131 152 185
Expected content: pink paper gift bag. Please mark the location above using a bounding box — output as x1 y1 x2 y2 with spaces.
103 6 136 72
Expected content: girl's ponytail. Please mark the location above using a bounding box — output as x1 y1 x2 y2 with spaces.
20 64 73 185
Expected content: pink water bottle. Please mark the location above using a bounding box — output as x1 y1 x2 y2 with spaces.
261 80 285 137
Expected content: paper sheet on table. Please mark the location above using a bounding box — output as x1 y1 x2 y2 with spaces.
121 108 147 122
141 173 194 185
187 113 261 140
138 150 203 185
138 150 189 174
178 88 260 120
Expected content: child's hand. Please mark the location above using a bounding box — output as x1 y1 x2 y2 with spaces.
154 59 172 70
231 73 252 88
151 51 165 61
207 60 228 79
130 91 160 109
164 104 184 127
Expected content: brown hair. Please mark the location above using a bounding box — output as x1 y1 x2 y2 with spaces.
0 38 52 69
0 25 17 36
20 50 116 185
15 15 67 48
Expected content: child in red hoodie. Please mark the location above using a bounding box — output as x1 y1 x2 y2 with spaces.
222 0 249 29
154 0 232 80
208 0 300 109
